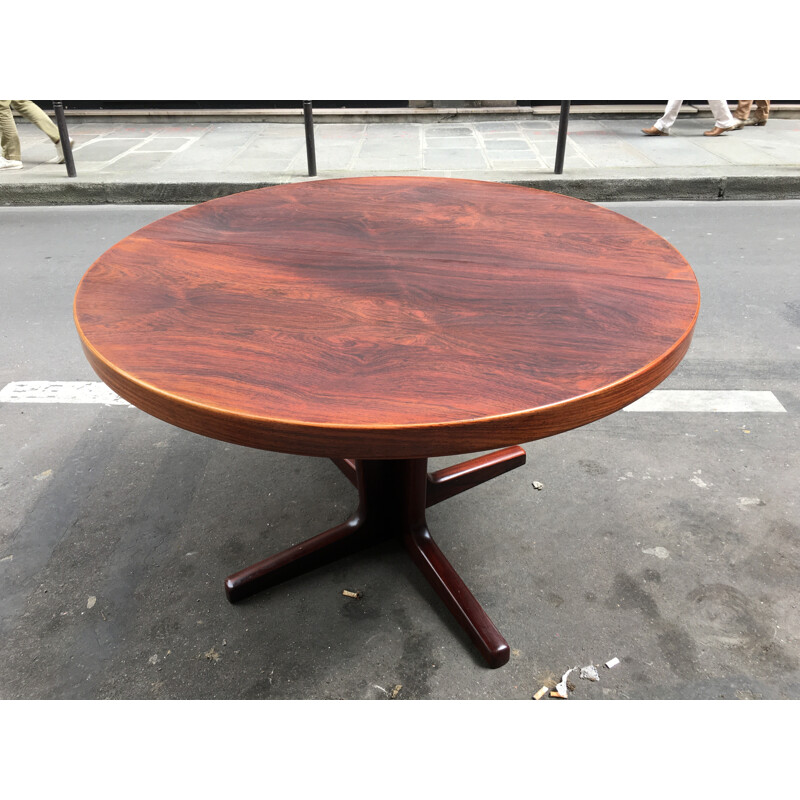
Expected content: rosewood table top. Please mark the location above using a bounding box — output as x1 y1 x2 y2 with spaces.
73 177 701 669
74 177 700 460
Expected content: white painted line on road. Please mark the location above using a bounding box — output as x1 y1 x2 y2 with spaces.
0 381 130 406
624 390 786 412
0 384 788 414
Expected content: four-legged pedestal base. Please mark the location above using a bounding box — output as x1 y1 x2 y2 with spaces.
224 447 526 668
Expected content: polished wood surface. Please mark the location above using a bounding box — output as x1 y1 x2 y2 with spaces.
74 177 700 460
73 178 700 669
332 445 526 507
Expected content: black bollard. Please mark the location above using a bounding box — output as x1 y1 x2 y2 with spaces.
52 101 76 177
554 100 571 175
303 101 317 177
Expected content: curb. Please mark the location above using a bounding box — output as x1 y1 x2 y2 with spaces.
0 181 281 206
5 175 800 206
40 104 800 125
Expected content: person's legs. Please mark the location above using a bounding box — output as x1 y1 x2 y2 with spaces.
704 101 742 135
642 100 683 135
754 100 770 122
734 100 753 121
9 100 60 142
655 99 683 131
708 100 738 129
0 100 22 161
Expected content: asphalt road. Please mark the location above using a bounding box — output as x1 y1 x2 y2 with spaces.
1 199 798 701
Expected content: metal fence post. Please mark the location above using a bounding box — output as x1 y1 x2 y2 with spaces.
52 101 76 177
303 101 317 177
554 100 571 175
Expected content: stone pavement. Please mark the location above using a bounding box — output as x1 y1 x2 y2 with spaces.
2 105 800 204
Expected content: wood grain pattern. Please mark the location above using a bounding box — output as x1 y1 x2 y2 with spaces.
74 177 700 458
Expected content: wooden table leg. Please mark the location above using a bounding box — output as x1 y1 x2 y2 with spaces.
225 454 520 668
426 446 526 507
225 514 369 602
404 525 510 668
331 457 358 487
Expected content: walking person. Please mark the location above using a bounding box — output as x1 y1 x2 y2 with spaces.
0 100 74 170
642 100 742 137
734 100 770 127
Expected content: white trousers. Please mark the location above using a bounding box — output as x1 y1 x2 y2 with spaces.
655 100 737 132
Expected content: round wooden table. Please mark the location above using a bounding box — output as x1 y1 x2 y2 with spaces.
74 177 700 668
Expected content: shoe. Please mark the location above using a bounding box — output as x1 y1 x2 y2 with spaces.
642 126 668 136
55 138 75 164
744 118 768 127
728 121 744 131
0 156 23 170
704 127 731 136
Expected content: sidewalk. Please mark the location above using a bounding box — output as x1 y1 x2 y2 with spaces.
2 107 800 204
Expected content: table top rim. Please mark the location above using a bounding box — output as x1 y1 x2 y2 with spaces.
76 309 699 430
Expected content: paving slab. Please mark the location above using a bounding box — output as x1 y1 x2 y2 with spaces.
2 113 799 204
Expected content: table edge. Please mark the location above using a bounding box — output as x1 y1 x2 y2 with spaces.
75 299 699 460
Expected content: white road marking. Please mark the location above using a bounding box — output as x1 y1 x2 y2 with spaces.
0 381 130 405
0 384 788 414
624 390 785 413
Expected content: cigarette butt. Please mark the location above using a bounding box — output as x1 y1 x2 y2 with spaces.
391 684 402 699
605 657 620 669
550 691 566 698
342 589 362 599
533 686 549 700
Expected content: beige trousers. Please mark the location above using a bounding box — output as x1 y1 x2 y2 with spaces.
734 100 770 121
0 100 61 161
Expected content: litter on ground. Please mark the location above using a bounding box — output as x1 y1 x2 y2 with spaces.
554 667 576 698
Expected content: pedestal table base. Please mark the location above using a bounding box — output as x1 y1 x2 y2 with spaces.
224 447 525 668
